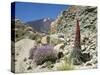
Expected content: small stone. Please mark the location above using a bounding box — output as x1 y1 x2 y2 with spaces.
27 66 32 70
23 58 27 62
81 45 86 51
41 35 50 45
86 63 92 66
16 53 19 56
54 43 64 51
66 38 70 42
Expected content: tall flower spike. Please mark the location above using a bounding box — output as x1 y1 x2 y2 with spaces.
74 19 81 49
70 19 83 65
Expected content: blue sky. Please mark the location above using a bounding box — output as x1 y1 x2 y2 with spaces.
12 2 69 22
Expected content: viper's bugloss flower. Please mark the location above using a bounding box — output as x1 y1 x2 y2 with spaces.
30 44 58 65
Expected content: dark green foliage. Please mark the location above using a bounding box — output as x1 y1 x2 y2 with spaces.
58 52 64 59
82 53 91 63
70 48 83 65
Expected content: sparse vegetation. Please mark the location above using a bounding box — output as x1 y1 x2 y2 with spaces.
56 60 74 71
57 63 74 70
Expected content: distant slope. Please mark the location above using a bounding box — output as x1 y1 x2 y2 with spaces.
26 18 53 34
11 18 35 42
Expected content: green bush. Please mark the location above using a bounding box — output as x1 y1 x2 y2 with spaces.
57 56 74 71
57 61 74 71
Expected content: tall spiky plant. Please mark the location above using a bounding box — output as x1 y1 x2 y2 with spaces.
70 19 83 65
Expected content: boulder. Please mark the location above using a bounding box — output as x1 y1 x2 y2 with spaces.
15 39 37 73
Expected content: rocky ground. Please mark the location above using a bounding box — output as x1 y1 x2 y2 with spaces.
51 5 97 69
11 5 97 73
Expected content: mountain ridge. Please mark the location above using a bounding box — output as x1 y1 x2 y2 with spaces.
26 18 54 34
